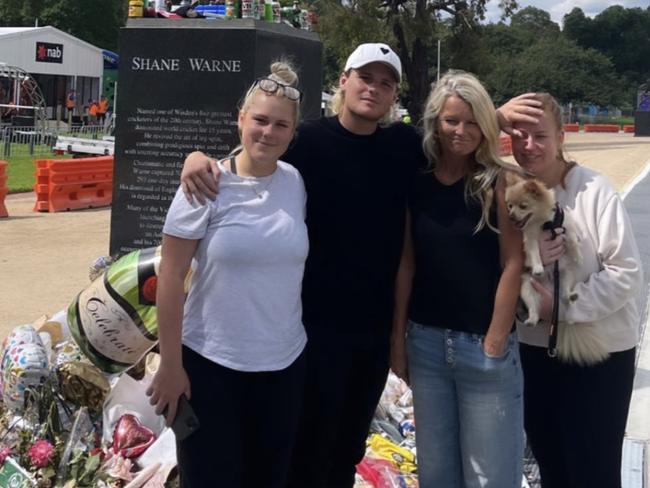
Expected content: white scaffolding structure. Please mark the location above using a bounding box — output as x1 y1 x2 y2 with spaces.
0 63 47 130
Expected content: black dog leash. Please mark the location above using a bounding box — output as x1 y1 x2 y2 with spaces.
542 203 564 358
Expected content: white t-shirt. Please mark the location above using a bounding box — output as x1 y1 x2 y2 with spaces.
163 160 309 371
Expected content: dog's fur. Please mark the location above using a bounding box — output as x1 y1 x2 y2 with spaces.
504 171 609 365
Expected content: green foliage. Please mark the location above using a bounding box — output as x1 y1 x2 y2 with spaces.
482 35 626 106
0 1 24 25
577 115 634 126
67 448 103 487
315 0 645 114
563 6 650 86
388 0 520 122
315 0 518 123
0 0 126 51
462 5 631 108
562 8 591 46
313 0 393 89
509 5 559 36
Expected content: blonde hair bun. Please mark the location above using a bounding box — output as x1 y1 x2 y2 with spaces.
270 60 298 87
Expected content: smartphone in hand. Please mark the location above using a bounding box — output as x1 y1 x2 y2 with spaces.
170 394 200 441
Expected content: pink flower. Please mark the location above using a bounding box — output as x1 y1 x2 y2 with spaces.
27 439 54 468
0 446 11 465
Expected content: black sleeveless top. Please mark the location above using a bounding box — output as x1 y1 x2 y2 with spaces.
408 171 501 334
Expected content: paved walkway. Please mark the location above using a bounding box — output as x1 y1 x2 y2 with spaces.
0 195 110 334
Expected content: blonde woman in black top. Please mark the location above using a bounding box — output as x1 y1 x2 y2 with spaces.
391 70 524 488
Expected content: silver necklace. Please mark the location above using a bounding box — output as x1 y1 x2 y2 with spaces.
248 171 276 199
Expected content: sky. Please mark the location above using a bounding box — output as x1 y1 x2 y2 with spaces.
484 0 650 27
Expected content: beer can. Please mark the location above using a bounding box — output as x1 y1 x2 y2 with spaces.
128 0 144 17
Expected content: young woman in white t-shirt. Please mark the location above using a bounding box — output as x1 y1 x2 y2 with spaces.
146 61 309 487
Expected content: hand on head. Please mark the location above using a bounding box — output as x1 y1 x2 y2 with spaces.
497 93 544 139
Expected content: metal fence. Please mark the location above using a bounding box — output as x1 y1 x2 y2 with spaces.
0 120 114 159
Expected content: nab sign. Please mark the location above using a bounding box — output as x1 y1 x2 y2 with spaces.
35 42 64 64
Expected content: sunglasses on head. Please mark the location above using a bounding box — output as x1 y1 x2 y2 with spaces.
255 77 303 102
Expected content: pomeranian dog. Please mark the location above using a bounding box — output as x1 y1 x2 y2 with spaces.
504 171 609 365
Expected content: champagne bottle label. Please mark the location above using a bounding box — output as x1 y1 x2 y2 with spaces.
68 248 160 373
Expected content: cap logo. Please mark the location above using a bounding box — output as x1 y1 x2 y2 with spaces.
380 47 389 54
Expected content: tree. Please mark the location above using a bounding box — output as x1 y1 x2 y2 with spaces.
564 6 650 87
482 35 626 107
0 0 40 27
313 0 393 90
386 0 518 123
314 0 518 123
0 0 126 51
509 5 559 37
562 7 592 47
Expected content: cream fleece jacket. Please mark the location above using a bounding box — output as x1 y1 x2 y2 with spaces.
517 165 644 352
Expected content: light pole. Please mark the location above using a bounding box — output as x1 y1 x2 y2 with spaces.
437 39 441 82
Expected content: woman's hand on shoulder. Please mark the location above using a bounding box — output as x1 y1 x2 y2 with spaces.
146 362 191 426
180 151 220 205
497 93 543 138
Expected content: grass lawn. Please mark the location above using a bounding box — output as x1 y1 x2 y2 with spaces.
577 115 635 126
3 147 71 193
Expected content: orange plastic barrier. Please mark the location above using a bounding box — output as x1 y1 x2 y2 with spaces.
33 159 51 212
563 124 580 132
583 124 620 133
623 125 635 133
33 156 113 212
499 134 512 156
0 160 8 218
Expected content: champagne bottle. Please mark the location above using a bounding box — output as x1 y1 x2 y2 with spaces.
68 247 161 373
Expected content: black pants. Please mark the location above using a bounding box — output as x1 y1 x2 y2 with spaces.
520 344 636 488
178 346 306 488
287 329 390 488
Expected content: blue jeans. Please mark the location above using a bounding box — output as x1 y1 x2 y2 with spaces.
407 322 524 488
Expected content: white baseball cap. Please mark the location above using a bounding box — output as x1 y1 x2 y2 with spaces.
344 43 402 82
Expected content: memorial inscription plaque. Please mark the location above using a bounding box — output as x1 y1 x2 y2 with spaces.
110 19 322 254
